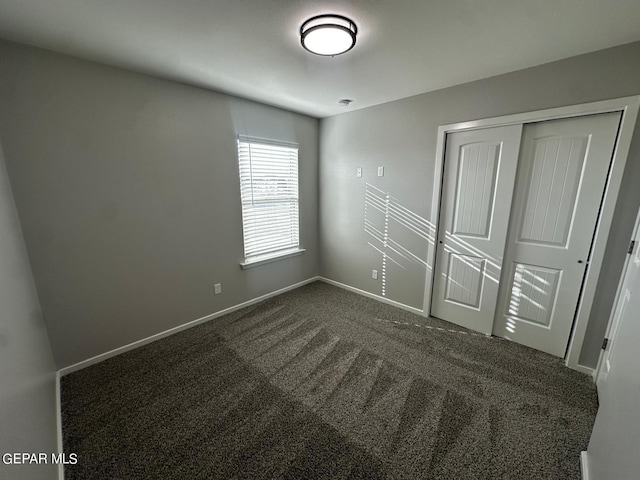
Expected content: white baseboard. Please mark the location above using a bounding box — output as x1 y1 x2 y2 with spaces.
569 363 595 377
58 276 320 377
55 371 64 480
318 277 424 316
581 451 590 480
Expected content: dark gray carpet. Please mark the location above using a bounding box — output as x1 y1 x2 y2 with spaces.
62 281 598 479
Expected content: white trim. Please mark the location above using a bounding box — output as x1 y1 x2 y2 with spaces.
240 248 305 269
571 364 595 377
236 134 298 149
581 451 590 480
55 371 64 480
319 277 424 316
433 96 639 133
423 96 640 372
58 276 320 376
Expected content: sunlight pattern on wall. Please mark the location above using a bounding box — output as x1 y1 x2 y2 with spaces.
364 184 434 297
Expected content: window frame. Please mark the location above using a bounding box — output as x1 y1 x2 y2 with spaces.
236 135 304 269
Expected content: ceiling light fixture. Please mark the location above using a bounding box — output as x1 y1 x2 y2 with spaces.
300 14 357 56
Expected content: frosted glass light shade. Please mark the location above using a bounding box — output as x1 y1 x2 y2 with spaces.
300 15 357 56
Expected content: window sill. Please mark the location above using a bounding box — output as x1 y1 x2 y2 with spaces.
240 248 305 270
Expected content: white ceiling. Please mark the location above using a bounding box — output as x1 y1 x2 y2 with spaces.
1 0 640 118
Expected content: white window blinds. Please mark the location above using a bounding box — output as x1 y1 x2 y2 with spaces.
237 137 300 263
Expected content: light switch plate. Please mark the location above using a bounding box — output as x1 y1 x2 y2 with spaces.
377 166 384 177
356 167 362 177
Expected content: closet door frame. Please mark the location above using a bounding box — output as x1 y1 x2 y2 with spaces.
422 96 640 374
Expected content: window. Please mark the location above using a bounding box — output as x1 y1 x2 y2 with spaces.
237 136 302 267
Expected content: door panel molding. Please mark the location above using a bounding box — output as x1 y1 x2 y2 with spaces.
423 96 640 373
444 254 485 308
517 134 588 247
505 262 561 328
452 142 500 238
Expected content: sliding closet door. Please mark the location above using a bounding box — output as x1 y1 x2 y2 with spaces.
431 125 522 334
492 112 621 357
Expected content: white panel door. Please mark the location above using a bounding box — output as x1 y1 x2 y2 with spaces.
586 206 640 480
596 207 640 389
493 112 621 357
431 125 522 334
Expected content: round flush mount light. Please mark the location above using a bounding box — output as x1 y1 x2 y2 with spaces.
300 14 357 56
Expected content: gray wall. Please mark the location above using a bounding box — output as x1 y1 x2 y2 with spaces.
319 41 640 368
0 40 319 368
0 143 58 479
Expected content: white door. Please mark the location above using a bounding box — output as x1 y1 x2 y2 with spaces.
492 113 621 356
596 208 640 388
584 205 640 480
431 125 522 334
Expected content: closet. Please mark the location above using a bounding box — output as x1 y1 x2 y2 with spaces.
430 112 622 357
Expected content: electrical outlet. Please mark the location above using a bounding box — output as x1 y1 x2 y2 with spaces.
377 166 384 177
356 167 362 178
214 283 222 295
372 270 378 280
